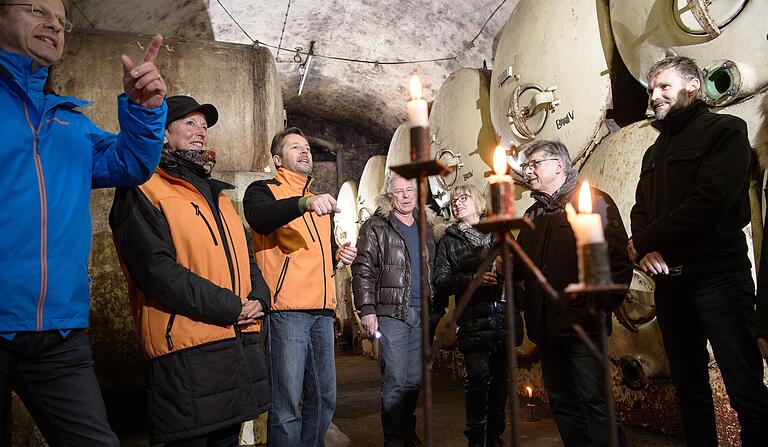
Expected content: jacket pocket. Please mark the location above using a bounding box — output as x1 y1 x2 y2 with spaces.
191 202 219 246
273 257 290 303
165 313 176 351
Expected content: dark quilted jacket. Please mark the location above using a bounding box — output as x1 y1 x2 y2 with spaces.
352 208 436 320
433 223 522 352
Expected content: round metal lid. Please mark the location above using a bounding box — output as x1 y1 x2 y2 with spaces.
334 180 359 246
356 155 387 225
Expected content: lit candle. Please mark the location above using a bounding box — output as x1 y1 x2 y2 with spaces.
565 182 605 245
526 386 533 400
566 182 611 285
488 145 515 217
407 75 429 128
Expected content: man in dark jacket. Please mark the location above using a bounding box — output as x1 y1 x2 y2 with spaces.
629 56 768 446
110 96 270 446
517 140 631 447
0 1 167 445
352 173 437 447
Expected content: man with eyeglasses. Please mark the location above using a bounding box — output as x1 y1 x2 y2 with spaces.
630 56 768 446
352 173 439 447
243 127 356 446
0 0 167 445
516 140 632 447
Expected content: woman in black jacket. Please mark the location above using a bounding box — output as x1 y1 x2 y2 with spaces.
433 185 519 447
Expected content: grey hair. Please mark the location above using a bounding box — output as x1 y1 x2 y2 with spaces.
376 172 417 212
522 140 572 170
647 56 702 95
381 171 416 195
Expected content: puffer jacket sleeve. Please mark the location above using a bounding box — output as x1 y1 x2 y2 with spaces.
351 219 381 317
110 186 243 326
245 228 271 314
433 234 472 300
91 94 166 188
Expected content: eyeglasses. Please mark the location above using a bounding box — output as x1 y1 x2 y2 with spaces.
391 187 416 197
1 3 73 33
520 158 558 171
450 194 470 206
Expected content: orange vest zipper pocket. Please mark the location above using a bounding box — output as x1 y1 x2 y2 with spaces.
191 202 218 246
273 257 290 303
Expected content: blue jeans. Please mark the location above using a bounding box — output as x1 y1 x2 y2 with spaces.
655 270 768 447
378 307 422 447
0 330 119 446
266 312 336 447
538 338 627 447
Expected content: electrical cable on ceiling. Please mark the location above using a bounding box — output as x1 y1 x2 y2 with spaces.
275 0 293 61
215 0 509 66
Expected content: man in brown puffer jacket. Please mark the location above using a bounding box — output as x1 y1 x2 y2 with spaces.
352 173 438 447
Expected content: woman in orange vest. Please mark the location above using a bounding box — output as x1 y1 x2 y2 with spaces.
110 96 270 446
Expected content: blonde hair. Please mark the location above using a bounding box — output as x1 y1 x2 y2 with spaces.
449 184 486 221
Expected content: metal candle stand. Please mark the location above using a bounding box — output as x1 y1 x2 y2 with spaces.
390 128 450 447
449 218 627 447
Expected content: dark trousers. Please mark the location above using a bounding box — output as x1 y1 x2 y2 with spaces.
164 423 240 447
655 270 768 447
378 307 422 447
538 338 627 447
0 330 118 447
462 348 507 447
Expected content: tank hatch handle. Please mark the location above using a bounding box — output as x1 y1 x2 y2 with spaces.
682 0 722 38
509 84 560 140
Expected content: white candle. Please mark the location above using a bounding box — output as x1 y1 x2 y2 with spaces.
565 181 605 245
489 145 514 216
407 75 429 128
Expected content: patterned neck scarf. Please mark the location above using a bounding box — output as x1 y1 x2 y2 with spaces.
457 221 493 258
166 148 216 174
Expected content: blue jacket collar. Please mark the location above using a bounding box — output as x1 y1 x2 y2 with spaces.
0 49 91 109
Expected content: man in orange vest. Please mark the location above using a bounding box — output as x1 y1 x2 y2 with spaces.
244 127 356 446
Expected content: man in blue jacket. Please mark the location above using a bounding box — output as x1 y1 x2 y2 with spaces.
0 0 168 445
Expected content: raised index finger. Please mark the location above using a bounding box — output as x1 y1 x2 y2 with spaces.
142 35 163 64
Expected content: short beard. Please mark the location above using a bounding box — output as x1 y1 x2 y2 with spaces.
653 89 693 120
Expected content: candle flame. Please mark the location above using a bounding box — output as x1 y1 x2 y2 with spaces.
410 75 422 100
493 145 507 175
526 386 533 398
578 181 592 214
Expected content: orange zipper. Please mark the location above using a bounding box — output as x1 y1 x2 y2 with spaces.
23 101 48 331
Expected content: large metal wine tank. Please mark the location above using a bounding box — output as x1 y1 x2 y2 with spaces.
385 123 411 175
357 156 387 225
610 0 767 107
428 68 498 208
490 0 614 162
